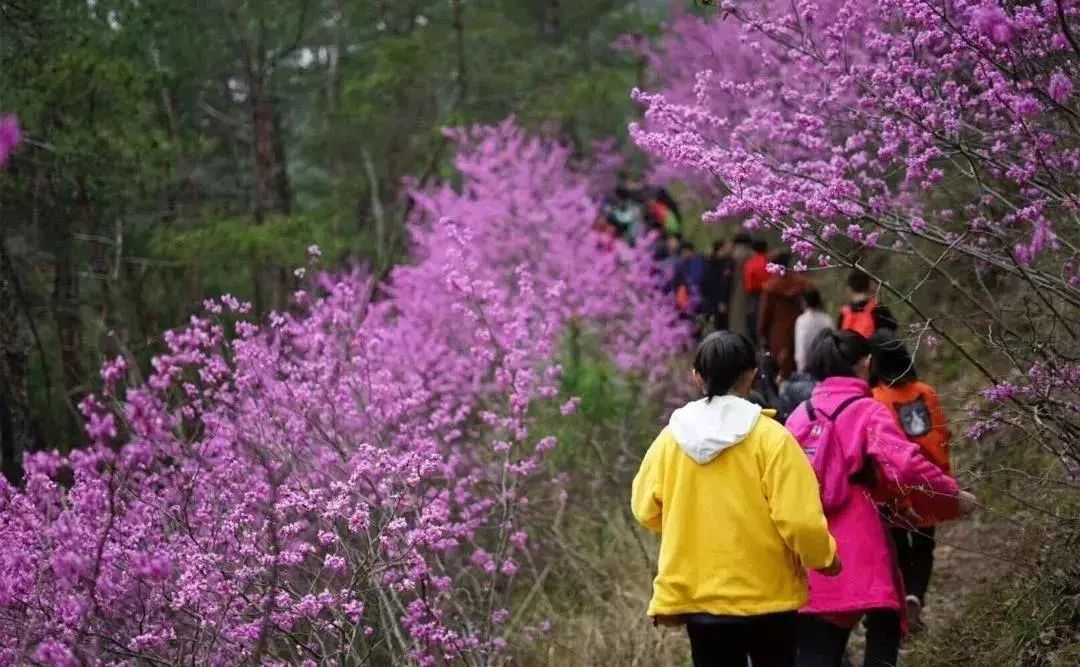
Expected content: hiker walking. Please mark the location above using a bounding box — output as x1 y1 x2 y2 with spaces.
869 330 954 633
794 288 834 375
777 288 833 423
784 331 973 667
701 239 735 331
727 233 754 338
743 239 771 344
757 252 809 380
633 331 840 667
838 270 897 336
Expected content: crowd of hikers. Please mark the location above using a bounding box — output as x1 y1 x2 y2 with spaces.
618 197 974 665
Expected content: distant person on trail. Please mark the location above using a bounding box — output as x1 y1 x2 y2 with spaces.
590 214 619 251
795 288 834 375
608 172 682 238
725 234 751 336
757 252 810 380
682 242 707 298
642 184 682 234
660 233 682 292
673 242 700 317
743 239 771 344
778 288 834 421
633 331 840 667
869 330 953 633
701 239 735 331
838 270 897 337
752 348 783 413
784 331 973 667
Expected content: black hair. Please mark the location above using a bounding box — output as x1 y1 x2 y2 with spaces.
712 239 725 254
847 269 872 293
751 239 769 253
693 331 758 401
733 231 752 246
869 330 918 386
680 240 695 253
802 287 823 310
773 251 792 268
805 329 872 380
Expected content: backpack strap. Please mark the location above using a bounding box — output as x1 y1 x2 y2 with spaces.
805 394 864 422
826 394 865 421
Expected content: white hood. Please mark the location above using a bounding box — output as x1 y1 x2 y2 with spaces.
668 396 763 464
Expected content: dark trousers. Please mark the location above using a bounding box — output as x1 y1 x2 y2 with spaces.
746 294 761 345
890 526 936 604
797 612 901 667
685 611 797 667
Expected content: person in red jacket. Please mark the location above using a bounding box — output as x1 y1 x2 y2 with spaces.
742 239 770 344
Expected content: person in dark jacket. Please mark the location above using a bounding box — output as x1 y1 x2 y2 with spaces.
777 371 816 424
701 239 735 331
684 242 708 303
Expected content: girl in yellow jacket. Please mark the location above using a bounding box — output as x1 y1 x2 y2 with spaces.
632 331 840 666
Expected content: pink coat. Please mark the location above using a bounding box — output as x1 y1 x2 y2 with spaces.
785 376 960 616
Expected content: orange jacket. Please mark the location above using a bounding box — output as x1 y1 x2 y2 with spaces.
872 381 952 526
743 252 771 295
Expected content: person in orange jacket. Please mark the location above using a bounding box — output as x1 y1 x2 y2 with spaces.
869 330 953 630
742 239 771 344
838 270 898 337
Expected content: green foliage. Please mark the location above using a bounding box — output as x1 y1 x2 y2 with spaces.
154 215 355 268
532 322 663 472
1 0 664 448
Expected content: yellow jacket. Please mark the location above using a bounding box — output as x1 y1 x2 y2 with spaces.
631 396 836 618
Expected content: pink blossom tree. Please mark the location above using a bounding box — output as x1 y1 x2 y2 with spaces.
633 0 1080 465
0 120 687 664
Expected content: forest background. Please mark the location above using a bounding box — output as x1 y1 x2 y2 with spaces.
0 0 672 449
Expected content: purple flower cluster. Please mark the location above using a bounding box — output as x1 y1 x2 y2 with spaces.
0 115 21 168
632 1 1080 445
633 1 1079 269
0 120 687 664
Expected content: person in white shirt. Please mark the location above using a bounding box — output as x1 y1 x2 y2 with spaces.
794 287 834 374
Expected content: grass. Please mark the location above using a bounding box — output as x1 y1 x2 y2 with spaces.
510 326 692 665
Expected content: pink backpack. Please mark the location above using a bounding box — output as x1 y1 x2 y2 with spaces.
788 396 867 514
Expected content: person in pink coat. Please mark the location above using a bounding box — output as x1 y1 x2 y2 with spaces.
784 330 973 667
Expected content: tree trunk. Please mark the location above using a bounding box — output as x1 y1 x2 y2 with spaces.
451 0 468 105
250 73 294 312
52 205 84 433
0 241 32 483
271 105 293 311
546 0 561 41
160 84 199 218
250 81 276 315
328 0 346 235
362 150 386 270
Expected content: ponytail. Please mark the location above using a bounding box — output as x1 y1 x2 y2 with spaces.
805 329 872 380
693 331 758 401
